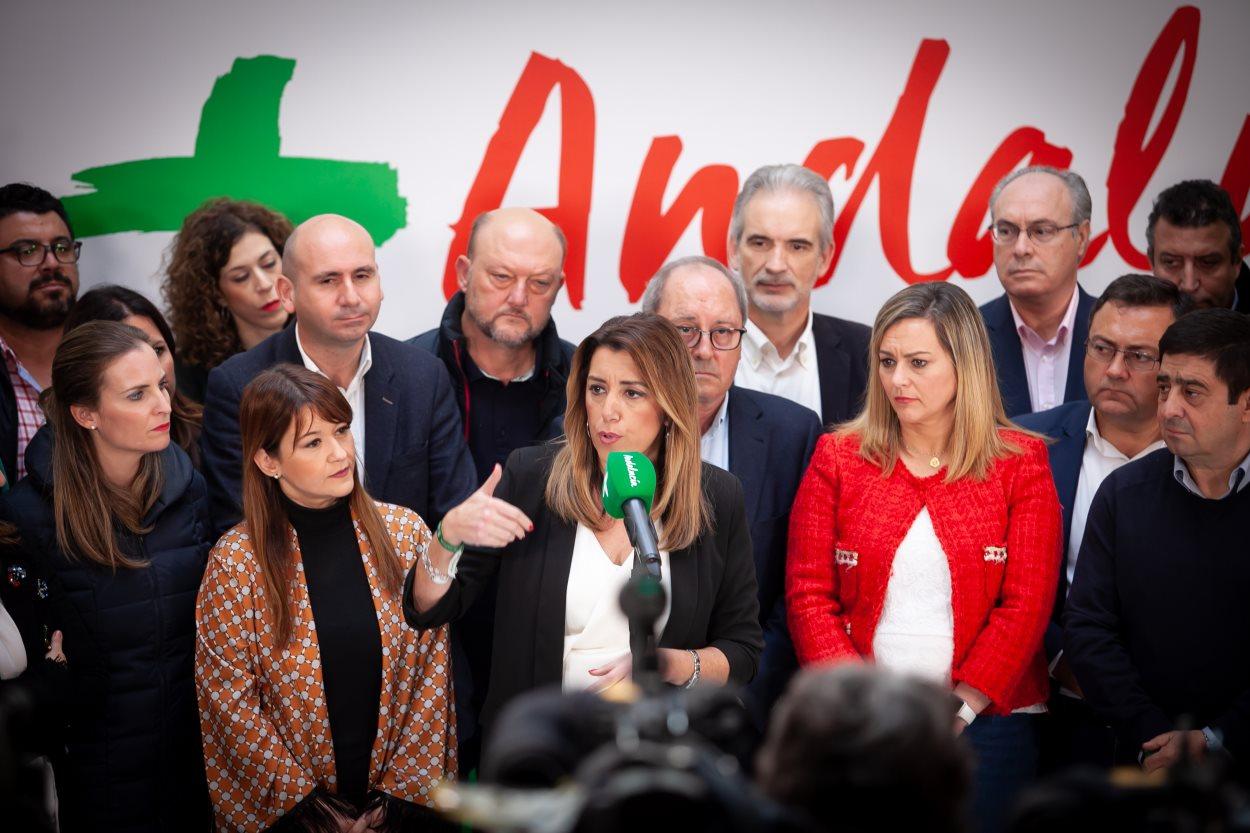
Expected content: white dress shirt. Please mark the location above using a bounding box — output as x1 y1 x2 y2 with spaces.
562 523 672 691
1067 410 1166 587
698 393 731 470
295 326 373 466
735 313 822 417
1009 287 1080 412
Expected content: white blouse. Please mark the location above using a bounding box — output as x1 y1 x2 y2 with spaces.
563 523 672 691
872 507 955 684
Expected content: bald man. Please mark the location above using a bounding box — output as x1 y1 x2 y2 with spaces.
200 213 477 534
410 208 574 773
412 207 574 481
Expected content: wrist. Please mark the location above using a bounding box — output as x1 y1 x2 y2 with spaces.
956 700 978 727
435 519 464 554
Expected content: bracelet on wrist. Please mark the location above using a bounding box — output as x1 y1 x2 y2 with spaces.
683 649 701 689
435 521 465 557
956 701 978 726
420 549 452 585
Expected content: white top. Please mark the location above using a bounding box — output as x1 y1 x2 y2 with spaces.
735 313 822 418
1069 409 1165 587
295 326 373 467
699 393 731 470
563 523 672 691
873 508 955 684
0 596 27 680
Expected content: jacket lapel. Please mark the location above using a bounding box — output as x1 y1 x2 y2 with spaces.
726 388 765 523
660 535 700 649
812 314 849 425
363 337 399 497
532 514 577 686
1063 287 1095 403
983 295 1030 416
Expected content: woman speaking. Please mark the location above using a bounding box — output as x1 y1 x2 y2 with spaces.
786 283 1061 833
405 313 762 738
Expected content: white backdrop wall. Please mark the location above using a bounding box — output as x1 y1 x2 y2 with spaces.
2 0 1247 342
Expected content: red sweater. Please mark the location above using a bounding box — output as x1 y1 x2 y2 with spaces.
786 429 1061 714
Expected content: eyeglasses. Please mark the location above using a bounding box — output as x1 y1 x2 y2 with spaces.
674 325 746 351
988 221 1080 246
1084 339 1160 372
0 239 82 267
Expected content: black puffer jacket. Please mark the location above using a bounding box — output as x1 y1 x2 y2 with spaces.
1 426 213 833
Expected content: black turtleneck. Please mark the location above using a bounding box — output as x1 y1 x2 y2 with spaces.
282 494 382 810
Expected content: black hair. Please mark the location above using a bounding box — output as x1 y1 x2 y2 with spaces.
1089 273 1194 325
1146 179 1242 263
63 285 179 361
0 183 74 238
1158 308 1250 404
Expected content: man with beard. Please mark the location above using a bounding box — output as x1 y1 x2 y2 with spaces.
411 207 572 775
980 166 1096 417
412 207 573 482
1016 274 1191 769
200 214 477 534
1065 309 1250 770
0 183 80 482
728 165 870 426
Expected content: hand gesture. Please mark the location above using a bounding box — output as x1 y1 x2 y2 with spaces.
439 464 533 550
1141 729 1206 773
587 653 632 693
44 630 65 665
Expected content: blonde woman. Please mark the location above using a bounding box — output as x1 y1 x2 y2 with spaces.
406 313 762 742
787 282 1061 833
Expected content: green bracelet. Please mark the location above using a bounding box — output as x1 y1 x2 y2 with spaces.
435 521 465 556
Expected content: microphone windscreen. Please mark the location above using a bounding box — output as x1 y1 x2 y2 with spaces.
601 451 657 519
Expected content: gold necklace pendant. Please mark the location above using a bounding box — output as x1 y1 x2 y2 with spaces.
929 456 941 469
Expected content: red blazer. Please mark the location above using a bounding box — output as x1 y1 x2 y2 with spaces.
786 429 1061 714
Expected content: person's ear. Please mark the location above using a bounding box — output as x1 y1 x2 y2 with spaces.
455 255 472 293
69 403 98 432
253 448 281 480
276 274 296 315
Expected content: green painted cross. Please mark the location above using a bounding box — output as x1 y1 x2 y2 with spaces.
61 55 407 244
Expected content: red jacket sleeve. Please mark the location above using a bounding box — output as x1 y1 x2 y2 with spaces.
951 436 1062 705
786 434 859 665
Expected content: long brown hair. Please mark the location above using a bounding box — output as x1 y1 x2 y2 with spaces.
843 282 1029 481
42 322 165 569
239 364 400 645
546 313 709 551
162 198 293 372
63 284 203 467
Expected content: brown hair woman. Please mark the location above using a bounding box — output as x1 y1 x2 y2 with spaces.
195 364 455 832
161 198 293 402
406 313 763 746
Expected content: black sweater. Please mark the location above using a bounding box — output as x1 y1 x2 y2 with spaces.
1064 448 1250 760
284 496 382 810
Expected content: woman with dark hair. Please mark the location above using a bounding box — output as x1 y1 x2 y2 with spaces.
196 364 455 833
64 285 203 467
406 313 762 742
161 198 293 402
0 321 213 832
787 282 1061 833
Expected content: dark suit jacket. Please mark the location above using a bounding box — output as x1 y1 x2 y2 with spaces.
980 286 1095 417
725 386 821 719
0 369 15 487
403 443 763 735
1235 260 1250 314
200 327 477 535
1015 399 1092 661
811 312 872 426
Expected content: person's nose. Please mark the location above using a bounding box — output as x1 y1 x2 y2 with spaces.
890 364 910 390
506 279 528 308
1105 349 1130 380
690 331 714 361
328 435 350 462
1178 263 1200 294
339 279 361 307
765 243 787 274
254 266 275 292
1012 230 1034 258
155 386 172 418
1158 386 1184 421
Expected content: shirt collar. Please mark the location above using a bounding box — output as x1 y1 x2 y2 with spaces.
295 325 372 392
1010 284 1081 349
1172 448 1250 500
1086 410 1166 461
742 311 815 370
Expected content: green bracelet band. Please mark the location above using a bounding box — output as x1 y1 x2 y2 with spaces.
435 521 465 556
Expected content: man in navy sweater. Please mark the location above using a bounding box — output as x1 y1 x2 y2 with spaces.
1065 309 1250 770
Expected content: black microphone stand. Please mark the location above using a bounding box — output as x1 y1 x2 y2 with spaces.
619 562 667 696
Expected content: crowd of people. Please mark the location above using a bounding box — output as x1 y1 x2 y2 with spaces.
0 163 1246 833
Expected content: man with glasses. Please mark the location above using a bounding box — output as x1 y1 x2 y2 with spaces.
642 255 822 728
980 166 1097 416
411 206 573 775
0 183 81 482
1017 274 1191 770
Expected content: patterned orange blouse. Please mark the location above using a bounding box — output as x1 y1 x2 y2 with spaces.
195 502 456 833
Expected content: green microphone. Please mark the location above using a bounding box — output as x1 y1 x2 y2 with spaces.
602 451 661 578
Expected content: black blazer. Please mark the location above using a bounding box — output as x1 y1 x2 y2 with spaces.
1015 399 1092 661
200 327 477 535
0 368 17 486
725 386 821 719
403 443 763 732
980 286 1095 417
811 312 872 426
